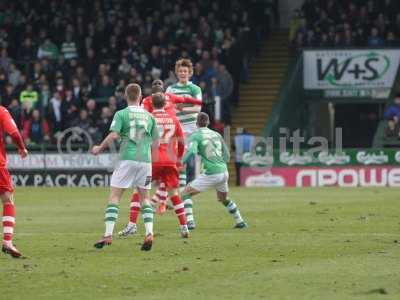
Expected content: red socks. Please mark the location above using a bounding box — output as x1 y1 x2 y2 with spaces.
3 202 15 244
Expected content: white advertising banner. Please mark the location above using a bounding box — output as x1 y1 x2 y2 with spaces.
303 49 400 90
7 154 117 170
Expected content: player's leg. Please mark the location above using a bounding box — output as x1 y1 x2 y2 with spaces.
1 192 21 258
138 188 154 251
169 187 189 238
118 191 139 237
94 186 124 248
180 165 196 229
135 162 154 251
155 182 168 214
216 172 247 229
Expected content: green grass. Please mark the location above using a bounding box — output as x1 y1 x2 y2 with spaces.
1 187 400 300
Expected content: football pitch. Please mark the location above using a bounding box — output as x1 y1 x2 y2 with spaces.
1 187 399 300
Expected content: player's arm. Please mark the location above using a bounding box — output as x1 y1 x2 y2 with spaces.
175 119 185 161
168 93 202 106
1 108 28 158
92 112 121 155
182 136 198 164
176 86 203 113
220 135 230 163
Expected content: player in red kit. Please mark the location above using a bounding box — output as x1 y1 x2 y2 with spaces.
119 93 189 238
0 106 28 258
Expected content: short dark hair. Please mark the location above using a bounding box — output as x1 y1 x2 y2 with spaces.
151 80 164 93
197 112 210 127
125 83 141 102
152 92 165 109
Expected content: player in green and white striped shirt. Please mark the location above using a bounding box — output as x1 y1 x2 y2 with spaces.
181 112 247 229
91 84 159 251
166 59 202 229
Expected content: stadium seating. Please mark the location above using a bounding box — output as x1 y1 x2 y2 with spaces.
0 0 269 146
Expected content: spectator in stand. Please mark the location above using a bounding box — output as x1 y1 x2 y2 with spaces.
19 83 39 113
18 37 36 61
233 128 255 186
8 98 22 129
1 84 17 107
216 64 234 123
385 119 399 138
94 75 114 99
97 107 113 140
384 94 400 122
72 109 97 142
368 27 385 47
384 94 400 137
8 64 21 88
86 99 99 125
39 83 51 108
61 34 79 60
0 48 11 73
37 38 59 60
48 92 63 133
23 109 50 145
61 90 80 128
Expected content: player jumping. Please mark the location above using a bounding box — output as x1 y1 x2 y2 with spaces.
120 93 189 238
181 112 247 229
0 106 28 258
166 59 202 230
92 83 159 251
118 79 202 237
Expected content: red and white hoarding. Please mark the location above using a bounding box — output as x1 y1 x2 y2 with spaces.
241 166 400 187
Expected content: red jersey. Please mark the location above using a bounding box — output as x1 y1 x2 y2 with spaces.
0 106 23 168
151 109 185 167
142 93 202 117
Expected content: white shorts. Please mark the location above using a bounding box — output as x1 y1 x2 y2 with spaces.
188 172 229 193
110 160 152 190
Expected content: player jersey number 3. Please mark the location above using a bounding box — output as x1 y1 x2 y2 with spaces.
158 123 175 144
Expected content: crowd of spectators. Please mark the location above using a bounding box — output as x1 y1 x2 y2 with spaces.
0 0 268 146
290 0 400 50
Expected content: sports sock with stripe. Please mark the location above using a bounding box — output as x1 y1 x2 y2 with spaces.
170 195 187 228
141 204 154 236
3 202 15 246
183 194 194 224
104 203 119 237
222 199 244 224
129 193 141 225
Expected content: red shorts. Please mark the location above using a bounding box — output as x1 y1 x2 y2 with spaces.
0 168 13 194
152 166 179 189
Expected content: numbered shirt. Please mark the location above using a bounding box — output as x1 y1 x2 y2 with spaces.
183 127 230 175
110 106 159 163
151 109 185 167
166 82 202 131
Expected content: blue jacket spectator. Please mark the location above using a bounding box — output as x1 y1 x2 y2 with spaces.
384 95 400 122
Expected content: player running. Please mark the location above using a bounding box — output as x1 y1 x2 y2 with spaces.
181 112 247 229
120 93 189 238
166 58 202 230
0 106 28 258
92 83 159 251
